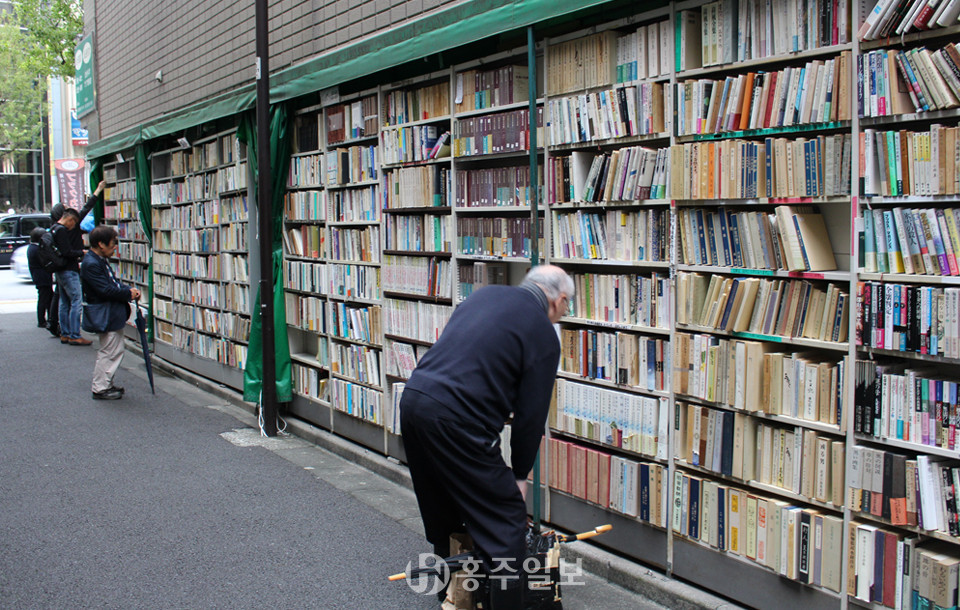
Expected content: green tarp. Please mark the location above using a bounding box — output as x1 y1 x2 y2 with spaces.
237 107 293 404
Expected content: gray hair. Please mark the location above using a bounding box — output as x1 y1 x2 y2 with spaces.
521 264 574 301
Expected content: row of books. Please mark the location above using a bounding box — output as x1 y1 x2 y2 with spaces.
330 186 379 222
675 51 851 136
383 81 449 126
857 281 960 359
859 0 960 40
552 208 669 263
684 0 850 71
171 327 247 369
455 165 538 208
568 272 670 330
855 359 960 451
858 44 960 118
284 190 324 222
328 226 380 263
850 523 960 610
454 65 529 113
116 261 148 286
677 206 837 272
558 329 669 392
331 342 382 387
219 222 247 251
547 31 618 97
330 378 382 425
381 125 448 166
184 307 251 342
382 255 452 299
283 224 323 259
673 333 846 425
327 263 381 301
384 165 449 209
384 215 451 253
384 339 428 380
456 261 508 300
675 401 845 504
547 438 669 528
330 302 382 345
105 181 136 200
217 163 247 193
326 96 378 145
455 217 543 259
283 260 323 295
153 228 219 253
172 278 248 310
169 140 227 175
863 207 960 276
116 220 147 242
289 153 324 188
117 242 150 265
668 134 853 199
553 379 668 458
671 470 845 591
293 363 329 404
848 445 960 539
614 19 671 83
546 83 668 145
862 127 960 198
562 147 669 203
285 293 326 333
325 145 378 186
381 298 452 344
677 273 851 343
452 108 543 157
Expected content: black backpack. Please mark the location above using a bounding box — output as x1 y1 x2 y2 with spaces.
37 225 67 272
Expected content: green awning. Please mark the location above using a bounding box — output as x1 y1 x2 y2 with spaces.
87 0 614 158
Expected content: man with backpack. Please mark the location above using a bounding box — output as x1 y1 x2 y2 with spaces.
26 227 59 336
50 180 106 346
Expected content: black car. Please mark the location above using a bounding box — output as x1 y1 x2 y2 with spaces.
0 214 51 267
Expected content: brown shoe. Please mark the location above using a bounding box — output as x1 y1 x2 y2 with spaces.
70 337 93 346
60 337 70 344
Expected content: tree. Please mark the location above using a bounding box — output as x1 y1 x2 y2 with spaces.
12 0 84 81
0 19 47 157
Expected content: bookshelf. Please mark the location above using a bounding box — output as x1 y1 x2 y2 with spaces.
102 0 960 607
103 155 150 338
149 130 250 389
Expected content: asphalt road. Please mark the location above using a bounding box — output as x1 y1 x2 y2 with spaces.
0 310 439 609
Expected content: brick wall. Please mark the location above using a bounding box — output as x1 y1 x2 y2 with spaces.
91 0 463 137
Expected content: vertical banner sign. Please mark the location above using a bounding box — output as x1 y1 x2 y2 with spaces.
54 159 87 210
71 110 88 146
74 34 95 117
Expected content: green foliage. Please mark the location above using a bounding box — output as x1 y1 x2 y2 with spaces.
0 20 47 155
13 0 84 80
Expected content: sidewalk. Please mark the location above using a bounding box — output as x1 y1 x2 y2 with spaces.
0 310 739 609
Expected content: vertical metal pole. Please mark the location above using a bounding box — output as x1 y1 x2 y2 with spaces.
255 0 277 436
527 25 542 528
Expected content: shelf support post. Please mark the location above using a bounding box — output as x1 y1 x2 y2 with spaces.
255 0 278 436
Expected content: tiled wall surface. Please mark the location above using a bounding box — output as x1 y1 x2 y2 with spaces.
90 0 460 136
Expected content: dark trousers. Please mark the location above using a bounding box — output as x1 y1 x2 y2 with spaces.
36 285 54 327
400 388 527 604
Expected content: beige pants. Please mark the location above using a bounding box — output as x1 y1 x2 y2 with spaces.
92 330 125 393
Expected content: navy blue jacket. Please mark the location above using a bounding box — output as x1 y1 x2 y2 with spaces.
405 285 560 478
80 250 132 333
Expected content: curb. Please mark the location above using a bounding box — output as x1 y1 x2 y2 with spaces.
139 345 740 610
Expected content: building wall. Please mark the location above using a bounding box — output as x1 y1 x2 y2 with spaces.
90 0 464 137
